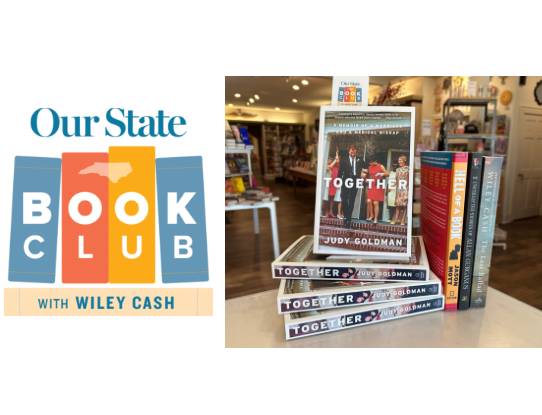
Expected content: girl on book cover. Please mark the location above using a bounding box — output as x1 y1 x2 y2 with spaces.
392 155 409 226
366 155 389 224
387 161 398 222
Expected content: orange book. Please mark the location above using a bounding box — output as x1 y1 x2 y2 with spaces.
62 153 109 283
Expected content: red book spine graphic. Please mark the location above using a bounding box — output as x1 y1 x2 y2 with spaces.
62 153 109 283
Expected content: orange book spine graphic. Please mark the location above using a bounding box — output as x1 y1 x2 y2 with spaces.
62 153 109 283
444 153 468 310
109 147 156 283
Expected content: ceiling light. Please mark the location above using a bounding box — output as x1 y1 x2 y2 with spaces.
249 98 254 103
275 107 280 111
292 99 298 103
246 102 250 106
235 93 241 98
254 95 260 100
228 103 233 107
292 85 299 90
301 80 309 85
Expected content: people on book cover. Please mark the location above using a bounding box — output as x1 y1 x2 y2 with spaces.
391 155 409 226
366 155 389 224
316 109 414 255
337 144 368 228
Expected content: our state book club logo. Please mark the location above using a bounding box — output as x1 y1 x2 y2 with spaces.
8 147 209 284
337 86 362 103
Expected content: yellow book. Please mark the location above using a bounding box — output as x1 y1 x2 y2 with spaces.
231 177 245 193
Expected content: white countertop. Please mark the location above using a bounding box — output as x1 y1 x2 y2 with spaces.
226 287 542 348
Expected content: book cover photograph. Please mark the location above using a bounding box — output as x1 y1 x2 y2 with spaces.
277 272 442 314
284 295 445 340
313 106 415 257
272 235 430 282
420 151 468 310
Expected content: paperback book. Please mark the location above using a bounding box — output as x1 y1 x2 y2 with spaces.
470 157 503 308
277 272 442 314
420 151 468 311
284 295 444 340
458 152 483 310
272 235 430 282
313 106 415 258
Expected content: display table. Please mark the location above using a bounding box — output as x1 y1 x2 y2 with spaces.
289 167 317 196
225 201 280 259
226 287 542 347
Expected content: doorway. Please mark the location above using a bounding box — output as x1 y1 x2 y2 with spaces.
512 107 542 220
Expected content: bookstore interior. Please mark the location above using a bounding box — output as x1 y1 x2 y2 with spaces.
225 76 542 347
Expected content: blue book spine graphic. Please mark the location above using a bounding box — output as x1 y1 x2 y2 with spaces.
156 156 209 283
8 156 62 283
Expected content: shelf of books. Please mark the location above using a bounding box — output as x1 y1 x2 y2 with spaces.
262 123 307 181
259 106 505 341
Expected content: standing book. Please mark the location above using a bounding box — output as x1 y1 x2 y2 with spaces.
420 151 468 311
458 153 483 309
470 157 503 308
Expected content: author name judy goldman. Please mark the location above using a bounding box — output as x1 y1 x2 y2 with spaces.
321 237 403 246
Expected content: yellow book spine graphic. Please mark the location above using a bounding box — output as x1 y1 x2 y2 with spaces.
109 147 156 283
444 155 468 310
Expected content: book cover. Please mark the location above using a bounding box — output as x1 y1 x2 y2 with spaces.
225 160 231 175
470 157 503 308
277 272 442 314
226 157 239 173
284 295 444 340
235 157 249 173
420 151 468 311
231 177 245 193
238 126 251 146
272 235 430 282
313 106 415 258
225 179 234 194
458 152 483 310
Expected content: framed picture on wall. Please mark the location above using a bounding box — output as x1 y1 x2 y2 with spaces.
313 106 415 258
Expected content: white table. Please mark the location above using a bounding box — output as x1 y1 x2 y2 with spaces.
225 201 280 258
226 287 542 347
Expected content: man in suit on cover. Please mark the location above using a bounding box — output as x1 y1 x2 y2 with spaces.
338 144 367 228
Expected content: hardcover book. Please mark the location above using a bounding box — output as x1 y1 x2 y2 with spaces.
420 151 468 311
284 295 444 340
277 272 442 314
470 157 503 308
458 152 483 310
313 106 415 258
272 235 430 282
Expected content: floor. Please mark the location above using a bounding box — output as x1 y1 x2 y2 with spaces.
225 173 542 311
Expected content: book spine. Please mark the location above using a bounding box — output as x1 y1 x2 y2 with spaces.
156 156 209 283
273 265 429 282
62 153 109 283
457 153 483 310
8 156 62 283
470 157 503 308
278 281 441 313
286 295 444 340
443 153 468 311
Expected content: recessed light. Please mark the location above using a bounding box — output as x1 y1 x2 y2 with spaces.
254 95 260 100
246 102 250 106
235 93 241 98
228 103 233 107
249 98 254 103
292 99 298 103
292 85 299 90
275 107 280 111
301 80 309 85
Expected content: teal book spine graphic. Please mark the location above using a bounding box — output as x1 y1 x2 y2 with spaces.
470 157 503 308
156 156 209 283
8 156 62 283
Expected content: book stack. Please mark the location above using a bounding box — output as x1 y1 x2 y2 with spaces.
272 236 444 340
225 138 237 150
225 184 279 206
420 152 503 310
